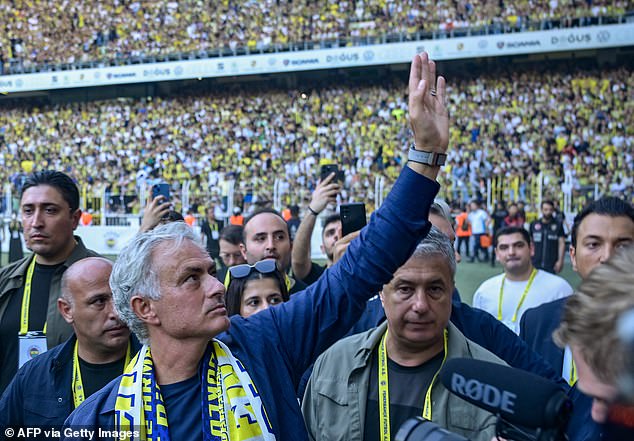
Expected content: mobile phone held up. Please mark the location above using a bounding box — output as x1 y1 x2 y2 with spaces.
340 203 367 237
152 183 170 202
320 164 345 183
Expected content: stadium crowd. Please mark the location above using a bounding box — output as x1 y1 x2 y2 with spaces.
0 0 630 72
1 52 633 441
1 63 631 216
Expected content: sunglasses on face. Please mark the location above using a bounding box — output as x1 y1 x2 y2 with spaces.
229 259 278 279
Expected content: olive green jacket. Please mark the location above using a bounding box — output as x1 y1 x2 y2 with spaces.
302 321 505 441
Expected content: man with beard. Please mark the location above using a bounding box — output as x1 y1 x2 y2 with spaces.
216 225 247 284
530 200 566 274
240 208 308 294
61 51 449 441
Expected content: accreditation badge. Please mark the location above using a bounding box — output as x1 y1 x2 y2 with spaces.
18 331 47 368
211 230 220 240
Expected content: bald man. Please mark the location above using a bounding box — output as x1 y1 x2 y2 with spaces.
0 257 140 428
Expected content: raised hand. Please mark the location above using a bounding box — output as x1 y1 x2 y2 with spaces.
139 195 171 232
310 172 340 214
408 52 449 153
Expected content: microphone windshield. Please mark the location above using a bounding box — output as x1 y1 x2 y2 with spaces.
440 358 571 428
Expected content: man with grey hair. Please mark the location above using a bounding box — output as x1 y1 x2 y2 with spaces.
0 257 138 428
302 227 504 441
63 51 448 441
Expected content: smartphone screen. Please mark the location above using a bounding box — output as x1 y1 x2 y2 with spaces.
340 203 367 237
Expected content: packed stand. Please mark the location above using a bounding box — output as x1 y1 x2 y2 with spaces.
0 0 630 73
0 64 632 215
1 55 633 441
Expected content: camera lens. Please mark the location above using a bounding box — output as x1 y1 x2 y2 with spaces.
395 417 470 441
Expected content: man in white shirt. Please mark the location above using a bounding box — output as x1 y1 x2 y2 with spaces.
473 226 572 334
467 200 489 262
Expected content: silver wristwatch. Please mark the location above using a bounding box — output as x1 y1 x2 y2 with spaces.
408 146 447 166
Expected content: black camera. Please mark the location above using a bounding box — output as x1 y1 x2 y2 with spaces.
395 417 470 441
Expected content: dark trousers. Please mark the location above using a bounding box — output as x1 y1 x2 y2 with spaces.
456 236 470 257
471 234 489 261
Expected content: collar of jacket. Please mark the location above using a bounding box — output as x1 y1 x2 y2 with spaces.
0 236 90 301
51 334 78 373
351 321 388 371
0 256 33 297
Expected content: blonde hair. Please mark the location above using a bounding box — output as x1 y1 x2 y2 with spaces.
554 245 634 384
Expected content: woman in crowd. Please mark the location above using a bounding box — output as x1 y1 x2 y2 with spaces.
225 258 289 317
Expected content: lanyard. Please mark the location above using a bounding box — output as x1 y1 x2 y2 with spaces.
570 359 577 386
19 257 47 335
378 328 448 441
72 340 131 408
497 268 538 323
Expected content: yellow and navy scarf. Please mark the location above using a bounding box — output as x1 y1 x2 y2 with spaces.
114 340 276 441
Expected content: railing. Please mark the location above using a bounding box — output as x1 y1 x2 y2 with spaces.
2 13 628 76
3 170 630 227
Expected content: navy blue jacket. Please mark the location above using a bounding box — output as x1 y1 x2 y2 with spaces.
0 334 141 428
62 168 438 441
520 297 566 372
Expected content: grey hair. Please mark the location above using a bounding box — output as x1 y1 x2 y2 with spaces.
110 221 201 344
411 225 457 276
431 198 452 225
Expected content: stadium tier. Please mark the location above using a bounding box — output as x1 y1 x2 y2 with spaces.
0 0 630 74
1 63 632 219
0 3 632 227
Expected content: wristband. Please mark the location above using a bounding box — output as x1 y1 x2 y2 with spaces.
307 206 319 216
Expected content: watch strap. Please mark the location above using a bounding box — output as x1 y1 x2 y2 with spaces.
408 146 447 166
